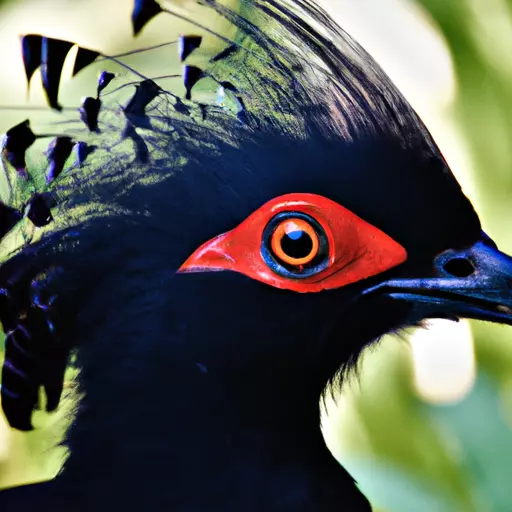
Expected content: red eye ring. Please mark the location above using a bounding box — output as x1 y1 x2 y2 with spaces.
178 193 408 293
270 218 320 266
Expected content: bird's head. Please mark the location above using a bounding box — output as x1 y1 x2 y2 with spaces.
0 0 511 436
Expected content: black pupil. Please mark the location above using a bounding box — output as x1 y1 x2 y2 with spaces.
280 229 313 260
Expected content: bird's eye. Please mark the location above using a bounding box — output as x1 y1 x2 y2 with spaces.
178 193 407 293
270 217 318 264
262 212 329 278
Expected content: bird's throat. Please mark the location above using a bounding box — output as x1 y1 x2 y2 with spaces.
56 338 370 510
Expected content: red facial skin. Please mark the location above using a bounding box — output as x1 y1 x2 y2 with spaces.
178 193 407 293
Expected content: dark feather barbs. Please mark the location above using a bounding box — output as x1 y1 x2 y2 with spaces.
183 66 204 100
74 141 96 166
20 34 135 111
0 264 67 431
132 0 163 36
25 193 56 227
2 119 74 183
97 71 115 96
72 47 101 78
20 35 43 90
210 43 238 63
40 37 75 111
19 33 203 112
122 124 150 164
0 202 23 240
2 28 215 206
79 97 102 133
45 137 75 184
178 35 203 62
123 79 162 119
3 119 37 178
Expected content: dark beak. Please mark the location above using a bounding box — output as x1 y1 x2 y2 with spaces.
364 235 512 324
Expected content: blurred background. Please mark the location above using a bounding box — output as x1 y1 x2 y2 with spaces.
0 0 512 510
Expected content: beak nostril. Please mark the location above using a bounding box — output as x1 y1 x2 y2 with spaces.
443 257 475 278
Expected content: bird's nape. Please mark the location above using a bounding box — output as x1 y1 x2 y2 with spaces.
0 0 510 510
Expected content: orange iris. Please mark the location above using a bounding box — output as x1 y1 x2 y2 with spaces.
270 218 319 266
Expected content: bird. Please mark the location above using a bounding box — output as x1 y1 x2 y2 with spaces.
0 0 512 510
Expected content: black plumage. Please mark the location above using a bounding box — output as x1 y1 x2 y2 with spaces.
0 1 511 511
